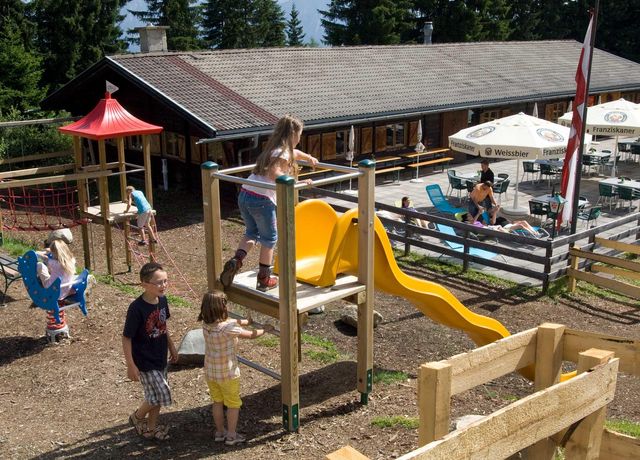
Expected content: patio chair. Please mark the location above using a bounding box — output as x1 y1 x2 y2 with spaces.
582 154 600 176
577 206 601 228
435 223 497 260
521 161 540 183
447 171 467 202
596 183 618 210
493 178 510 204
528 200 549 225
539 163 559 186
604 155 621 176
617 186 636 211
497 173 509 182
425 184 466 215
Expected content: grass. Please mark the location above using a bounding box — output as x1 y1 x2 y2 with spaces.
0 237 36 257
256 335 279 348
301 332 341 363
605 418 640 437
373 369 409 385
371 415 419 429
94 274 191 308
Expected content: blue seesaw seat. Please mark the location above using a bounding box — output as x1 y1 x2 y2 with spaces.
18 251 89 324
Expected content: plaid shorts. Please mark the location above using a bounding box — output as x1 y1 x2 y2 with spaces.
139 368 172 407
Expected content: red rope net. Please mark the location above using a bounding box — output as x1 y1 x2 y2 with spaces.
0 182 87 231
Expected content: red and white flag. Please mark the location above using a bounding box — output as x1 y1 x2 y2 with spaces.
560 13 595 227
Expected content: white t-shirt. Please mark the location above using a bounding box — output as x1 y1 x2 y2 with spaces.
242 148 291 204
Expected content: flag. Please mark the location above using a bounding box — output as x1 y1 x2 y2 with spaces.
559 12 594 227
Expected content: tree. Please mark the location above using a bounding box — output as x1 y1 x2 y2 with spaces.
30 0 127 93
129 0 203 50
286 3 305 46
202 0 285 49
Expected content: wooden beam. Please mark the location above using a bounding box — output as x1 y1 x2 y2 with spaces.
599 428 640 460
276 175 299 432
563 328 640 377
398 358 619 460
0 169 111 190
418 362 452 446
73 136 91 270
564 349 614 459
569 248 640 272
591 264 640 282
0 163 75 180
98 140 113 275
446 327 537 395
0 150 72 165
326 446 370 460
594 237 640 255
568 245 580 293
200 163 221 292
143 135 153 207
566 268 640 300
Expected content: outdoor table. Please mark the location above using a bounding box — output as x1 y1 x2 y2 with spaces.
600 177 640 192
375 155 401 166
531 194 588 208
534 159 564 168
583 151 611 175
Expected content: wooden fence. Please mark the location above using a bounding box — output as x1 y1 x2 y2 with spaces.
309 188 640 293
326 324 640 460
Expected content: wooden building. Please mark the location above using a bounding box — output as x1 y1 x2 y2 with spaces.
42 35 640 188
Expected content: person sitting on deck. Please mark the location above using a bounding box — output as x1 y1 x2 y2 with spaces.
463 213 542 238
400 196 429 229
468 181 499 224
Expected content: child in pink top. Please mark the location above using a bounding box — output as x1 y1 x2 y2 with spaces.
198 291 273 445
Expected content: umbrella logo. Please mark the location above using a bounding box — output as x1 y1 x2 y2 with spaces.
466 126 495 138
536 128 564 143
604 111 627 124
484 147 492 156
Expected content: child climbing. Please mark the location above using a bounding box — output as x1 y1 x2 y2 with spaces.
199 291 273 445
220 114 318 291
125 185 158 246
123 262 178 441
36 239 77 341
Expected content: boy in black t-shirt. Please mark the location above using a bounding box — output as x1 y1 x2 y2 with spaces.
123 262 178 441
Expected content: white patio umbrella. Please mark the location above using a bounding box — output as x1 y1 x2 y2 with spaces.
558 98 640 176
449 112 591 216
410 120 426 183
532 103 539 118
344 125 357 195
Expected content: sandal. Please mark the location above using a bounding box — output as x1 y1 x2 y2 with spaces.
143 425 170 441
129 411 146 435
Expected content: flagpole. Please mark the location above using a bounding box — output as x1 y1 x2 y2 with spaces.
569 0 599 235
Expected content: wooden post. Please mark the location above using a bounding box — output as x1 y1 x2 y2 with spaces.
418 361 452 446
117 138 131 270
527 323 566 459
142 135 153 207
73 136 91 270
98 140 113 275
357 160 375 404
568 244 579 293
276 175 299 431
565 348 614 460
201 162 222 291
543 245 553 293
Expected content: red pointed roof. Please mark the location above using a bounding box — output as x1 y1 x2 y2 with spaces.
59 92 163 140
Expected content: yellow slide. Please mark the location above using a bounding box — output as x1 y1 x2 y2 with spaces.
293 200 510 348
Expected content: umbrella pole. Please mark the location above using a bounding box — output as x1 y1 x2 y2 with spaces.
513 160 520 209
611 135 619 177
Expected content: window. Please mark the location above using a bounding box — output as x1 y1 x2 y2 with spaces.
166 132 185 160
128 135 143 151
386 123 406 148
544 102 567 121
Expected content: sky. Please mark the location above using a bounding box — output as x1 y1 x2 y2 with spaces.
120 0 330 50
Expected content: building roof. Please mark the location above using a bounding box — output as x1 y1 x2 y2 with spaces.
43 41 640 138
58 92 163 140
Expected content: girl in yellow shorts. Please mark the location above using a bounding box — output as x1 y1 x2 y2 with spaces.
199 291 273 445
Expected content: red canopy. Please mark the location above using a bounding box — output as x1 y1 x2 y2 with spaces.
59 93 163 140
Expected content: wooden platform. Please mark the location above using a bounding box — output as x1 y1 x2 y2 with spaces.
226 271 366 317
80 202 154 225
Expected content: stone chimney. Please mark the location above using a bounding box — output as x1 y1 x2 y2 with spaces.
136 26 169 53
423 22 433 45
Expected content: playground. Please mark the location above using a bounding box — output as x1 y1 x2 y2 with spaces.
0 181 639 458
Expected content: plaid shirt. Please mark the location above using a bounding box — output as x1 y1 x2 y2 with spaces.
203 320 243 381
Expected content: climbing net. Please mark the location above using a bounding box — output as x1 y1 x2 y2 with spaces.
0 182 87 231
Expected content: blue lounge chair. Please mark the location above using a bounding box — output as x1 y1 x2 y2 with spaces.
426 184 466 215
436 224 498 260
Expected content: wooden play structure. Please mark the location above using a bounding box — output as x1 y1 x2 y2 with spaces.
568 237 640 300
328 323 640 459
201 159 375 431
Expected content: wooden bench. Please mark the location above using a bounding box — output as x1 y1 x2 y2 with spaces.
407 157 453 172
375 166 404 183
0 253 22 305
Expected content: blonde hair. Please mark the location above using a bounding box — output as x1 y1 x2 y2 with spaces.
126 185 135 194
252 115 303 176
198 291 228 324
49 240 76 276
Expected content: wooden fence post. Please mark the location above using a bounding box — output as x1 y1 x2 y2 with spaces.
418 361 452 446
568 244 579 293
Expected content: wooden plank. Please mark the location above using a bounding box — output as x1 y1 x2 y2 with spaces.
326 446 370 460
592 264 640 281
566 268 640 300
0 150 72 165
322 132 336 161
407 157 453 168
0 169 111 190
307 134 321 158
569 248 640 272
418 362 452 446
375 126 387 152
374 166 404 174
599 428 640 460
361 127 372 154
564 349 614 459
98 140 113 275
0 163 75 179
445 328 537 395
408 120 418 145
398 358 620 460
563 328 640 377
143 135 153 207
595 237 640 255
533 323 565 388
568 245 580 293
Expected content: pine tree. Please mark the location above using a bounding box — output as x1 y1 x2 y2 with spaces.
129 0 204 50
30 0 127 93
507 0 541 41
202 0 285 49
286 3 305 46
320 0 415 46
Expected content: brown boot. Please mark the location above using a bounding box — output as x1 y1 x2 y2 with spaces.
256 273 278 292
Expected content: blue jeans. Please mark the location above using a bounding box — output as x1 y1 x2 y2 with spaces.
238 190 277 249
